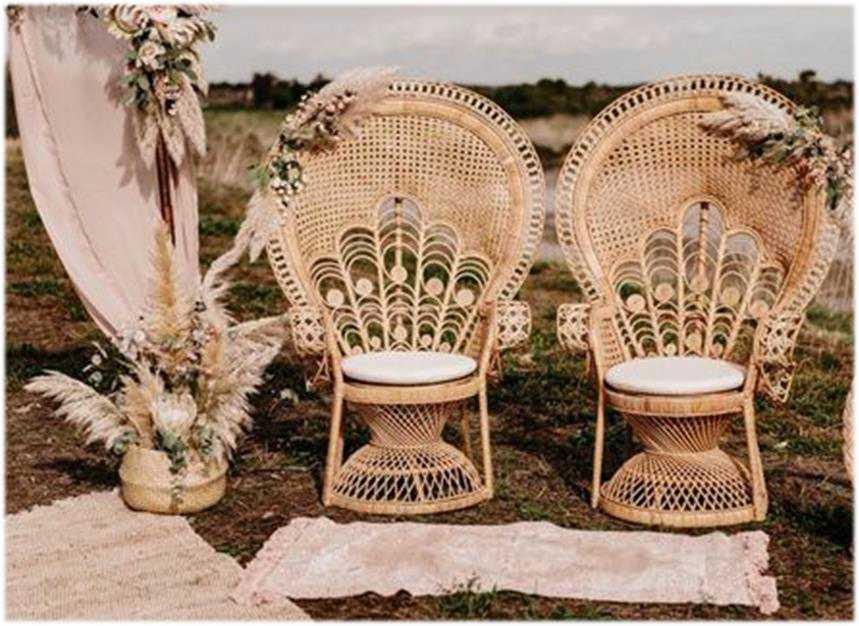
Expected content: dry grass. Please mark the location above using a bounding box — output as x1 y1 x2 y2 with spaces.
197 110 283 191
518 113 590 153
5 130 853 619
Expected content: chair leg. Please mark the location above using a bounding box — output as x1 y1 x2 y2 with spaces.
334 429 344 471
322 388 345 506
460 403 474 461
591 385 606 509
742 398 768 520
478 384 493 496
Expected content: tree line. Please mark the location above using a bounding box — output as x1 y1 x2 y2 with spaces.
5 69 852 137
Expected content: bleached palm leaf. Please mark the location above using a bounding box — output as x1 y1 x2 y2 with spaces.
161 111 189 167
132 109 160 165
117 365 162 444
229 314 288 352
700 92 793 142
301 66 398 138
176 76 207 157
25 372 139 451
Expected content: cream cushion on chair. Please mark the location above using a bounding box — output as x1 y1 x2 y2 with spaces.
341 351 478 386
605 356 745 396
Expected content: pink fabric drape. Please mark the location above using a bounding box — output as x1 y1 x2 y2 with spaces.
9 6 199 338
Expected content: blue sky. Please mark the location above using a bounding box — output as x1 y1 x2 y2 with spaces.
203 5 853 85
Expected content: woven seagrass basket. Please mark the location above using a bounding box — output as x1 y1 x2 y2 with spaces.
119 445 227 514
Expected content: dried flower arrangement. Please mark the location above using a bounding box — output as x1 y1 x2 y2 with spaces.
78 5 216 166
700 92 853 229
9 5 214 165
26 223 287 492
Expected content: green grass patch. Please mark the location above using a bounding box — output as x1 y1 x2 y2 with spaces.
806 304 853 335
200 215 240 237
20 209 42 229
437 579 499 619
8 279 65 297
227 282 284 317
788 436 841 458
6 343 92 389
789 358 850 427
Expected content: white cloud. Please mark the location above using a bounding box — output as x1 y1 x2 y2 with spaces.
202 6 852 84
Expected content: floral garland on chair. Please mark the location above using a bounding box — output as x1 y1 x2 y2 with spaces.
204 66 398 287
700 92 853 230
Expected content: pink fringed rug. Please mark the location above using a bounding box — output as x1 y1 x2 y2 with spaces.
233 517 778 615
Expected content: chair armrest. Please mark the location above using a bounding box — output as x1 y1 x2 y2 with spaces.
495 300 531 351
557 302 590 353
753 310 805 403
287 305 334 390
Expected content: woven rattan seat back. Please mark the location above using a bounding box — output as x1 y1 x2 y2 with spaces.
268 80 544 357
556 75 840 366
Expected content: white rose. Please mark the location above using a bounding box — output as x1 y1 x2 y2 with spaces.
136 40 166 71
146 6 178 25
151 393 197 439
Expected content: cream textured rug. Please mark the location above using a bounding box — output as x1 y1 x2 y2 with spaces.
233 517 779 614
6 491 309 620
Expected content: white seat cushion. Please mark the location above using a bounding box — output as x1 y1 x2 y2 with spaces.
605 356 745 396
341 351 478 386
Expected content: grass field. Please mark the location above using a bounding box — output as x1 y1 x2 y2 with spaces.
4 114 854 620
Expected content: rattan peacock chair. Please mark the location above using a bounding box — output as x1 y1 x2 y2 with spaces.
269 79 545 515
554 75 842 527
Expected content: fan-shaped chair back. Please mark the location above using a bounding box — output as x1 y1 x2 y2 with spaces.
268 80 544 358
556 75 840 366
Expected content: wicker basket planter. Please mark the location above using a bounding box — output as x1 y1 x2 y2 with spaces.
119 445 227 514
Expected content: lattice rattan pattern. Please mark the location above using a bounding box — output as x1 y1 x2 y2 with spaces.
556 303 590 353
496 301 531 350
267 80 545 310
601 448 753 514
330 401 485 512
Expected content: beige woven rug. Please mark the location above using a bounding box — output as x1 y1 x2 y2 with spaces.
6 491 309 620
233 517 779 615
